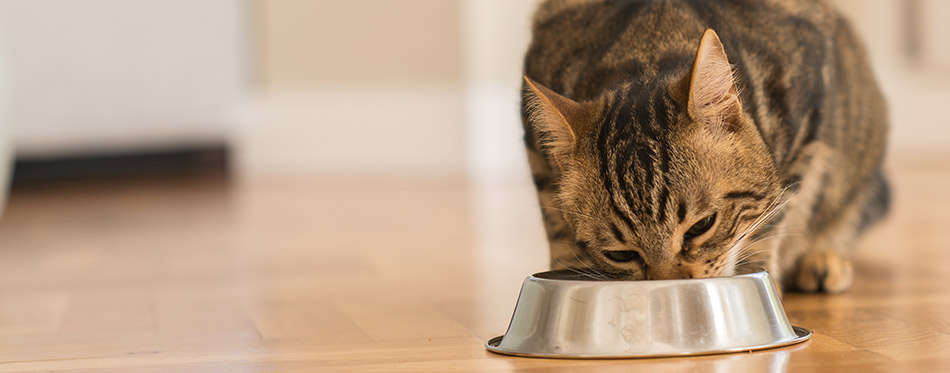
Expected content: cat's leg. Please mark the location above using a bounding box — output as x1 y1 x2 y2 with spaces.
781 159 856 293
768 144 831 290
793 170 890 293
795 250 854 293
772 142 887 293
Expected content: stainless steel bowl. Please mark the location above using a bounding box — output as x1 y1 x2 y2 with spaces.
486 269 810 358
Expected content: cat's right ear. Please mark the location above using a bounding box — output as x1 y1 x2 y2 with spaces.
523 76 598 166
685 29 744 132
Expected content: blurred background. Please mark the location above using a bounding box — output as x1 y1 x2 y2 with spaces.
0 0 945 189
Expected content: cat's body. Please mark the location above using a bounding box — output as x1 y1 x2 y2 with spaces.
522 0 889 292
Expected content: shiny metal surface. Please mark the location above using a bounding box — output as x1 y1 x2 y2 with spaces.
486 270 810 358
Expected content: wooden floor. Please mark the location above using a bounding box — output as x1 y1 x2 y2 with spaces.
1 157 949 371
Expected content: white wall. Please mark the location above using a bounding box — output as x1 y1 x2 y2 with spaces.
0 0 247 157
832 0 950 158
233 0 467 181
461 0 540 184
233 89 466 180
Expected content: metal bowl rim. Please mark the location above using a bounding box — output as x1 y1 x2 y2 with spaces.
529 268 769 284
485 325 811 359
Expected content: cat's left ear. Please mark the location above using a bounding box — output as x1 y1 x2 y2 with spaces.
523 76 599 166
686 29 744 131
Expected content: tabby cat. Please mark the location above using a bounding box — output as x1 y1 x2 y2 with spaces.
521 0 889 293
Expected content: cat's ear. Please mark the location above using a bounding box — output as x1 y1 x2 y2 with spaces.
523 76 598 166
687 29 743 131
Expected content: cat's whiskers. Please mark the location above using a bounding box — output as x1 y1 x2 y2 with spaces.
566 255 612 281
732 246 779 267
553 258 608 280
732 233 803 263
725 183 800 270
735 259 769 268
728 210 788 267
551 253 598 277
552 239 612 281
539 205 618 281
732 182 799 244
742 184 797 237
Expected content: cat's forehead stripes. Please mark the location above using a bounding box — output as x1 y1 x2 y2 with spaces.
723 190 768 201
596 95 638 234
609 222 627 243
596 80 680 236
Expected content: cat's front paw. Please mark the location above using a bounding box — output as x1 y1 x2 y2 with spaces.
794 251 853 293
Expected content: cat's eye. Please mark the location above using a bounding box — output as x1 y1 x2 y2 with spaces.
685 214 716 239
604 250 642 263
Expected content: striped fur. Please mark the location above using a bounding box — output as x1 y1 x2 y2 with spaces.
522 0 889 292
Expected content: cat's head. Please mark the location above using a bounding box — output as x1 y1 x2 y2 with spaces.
525 29 781 280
